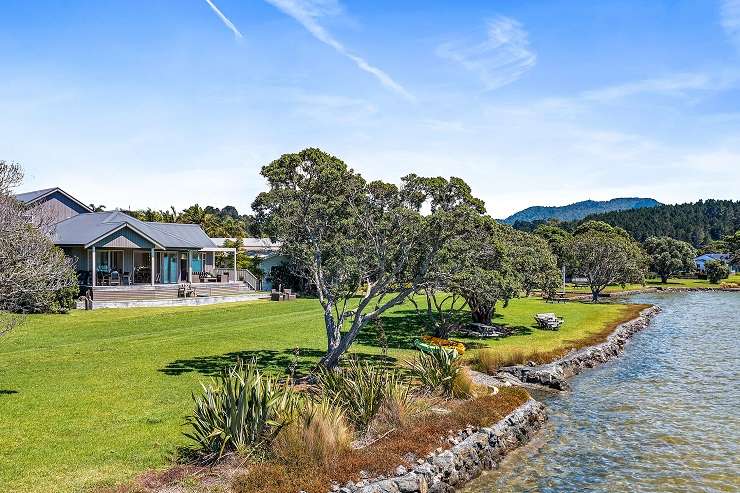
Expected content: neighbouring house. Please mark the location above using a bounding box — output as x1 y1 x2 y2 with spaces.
211 237 288 291
694 253 738 274
15 187 252 306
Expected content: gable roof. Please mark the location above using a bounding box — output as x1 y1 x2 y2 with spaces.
695 253 732 262
14 187 93 213
52 211 215 250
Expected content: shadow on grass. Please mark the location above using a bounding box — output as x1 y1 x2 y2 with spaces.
0 389 18 395
356 309 536 350
160 348 397 378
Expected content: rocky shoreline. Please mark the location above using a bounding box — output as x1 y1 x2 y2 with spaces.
497 305 662 390
332 399 547 493
332 304 664 493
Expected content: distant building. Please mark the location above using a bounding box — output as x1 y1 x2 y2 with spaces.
211 237 288 290
694 253 738 274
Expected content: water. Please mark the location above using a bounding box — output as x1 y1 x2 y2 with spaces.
462 291 740 493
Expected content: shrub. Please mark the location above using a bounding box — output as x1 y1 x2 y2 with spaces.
474 348 528 374
316 358 409 432
705 260 730 284
406 348 461 397
272 397 352 466
185 360 298 462
451 366 477 399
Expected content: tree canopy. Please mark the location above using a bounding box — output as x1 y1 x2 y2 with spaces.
644 236 697 283
252 148 486 368
566 221 647 301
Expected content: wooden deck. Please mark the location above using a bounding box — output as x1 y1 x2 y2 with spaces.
84 283 254 302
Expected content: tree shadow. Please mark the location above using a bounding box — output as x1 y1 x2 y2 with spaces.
159 348 397 378
0 390 18 395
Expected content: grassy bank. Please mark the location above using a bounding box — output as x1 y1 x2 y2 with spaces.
564 274 740 295
0 297 638 493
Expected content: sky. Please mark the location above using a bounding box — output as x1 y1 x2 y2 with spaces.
1 0 739 218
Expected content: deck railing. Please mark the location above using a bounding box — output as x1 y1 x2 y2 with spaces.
213 268 261 290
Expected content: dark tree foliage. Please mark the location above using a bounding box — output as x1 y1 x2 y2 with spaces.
579 200 740 246
704 259 730 284
123 204 258 238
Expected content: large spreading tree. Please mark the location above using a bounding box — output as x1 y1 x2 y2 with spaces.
566 221 647 301
252 148 485 368
644 236 697 283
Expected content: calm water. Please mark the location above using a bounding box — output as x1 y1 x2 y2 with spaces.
462 291 740 493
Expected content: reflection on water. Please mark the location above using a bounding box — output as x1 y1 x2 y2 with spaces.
461 292 740 493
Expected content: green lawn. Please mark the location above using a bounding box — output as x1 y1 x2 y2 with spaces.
564 274 740 294
0 297 637 493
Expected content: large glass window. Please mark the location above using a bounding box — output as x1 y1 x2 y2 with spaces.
95 251 123 273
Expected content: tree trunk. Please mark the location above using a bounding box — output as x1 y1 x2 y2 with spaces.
591 289 600 302
661 274 669 284
470 303 493 325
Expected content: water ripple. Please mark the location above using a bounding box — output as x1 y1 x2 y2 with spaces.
462 292 740 493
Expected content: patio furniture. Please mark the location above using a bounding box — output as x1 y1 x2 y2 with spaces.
177 283 196 298
454 323 508 338
110 271 120 286
534 313 564 330
122 272 131 285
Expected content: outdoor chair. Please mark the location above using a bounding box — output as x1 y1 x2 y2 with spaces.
110 271 120 286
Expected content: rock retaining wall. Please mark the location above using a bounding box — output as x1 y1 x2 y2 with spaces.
332 399 547 493
498 305 661 390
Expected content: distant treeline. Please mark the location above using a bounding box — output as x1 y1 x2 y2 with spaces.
121 204 258 238
513 199 740 247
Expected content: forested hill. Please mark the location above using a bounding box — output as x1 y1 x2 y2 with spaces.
582 199 740 245
503 197 660 224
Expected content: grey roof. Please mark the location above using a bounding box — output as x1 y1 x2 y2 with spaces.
15 187 93 213
211 237 282 250
695 253 732 262
52 211 215 250
15 187 57 203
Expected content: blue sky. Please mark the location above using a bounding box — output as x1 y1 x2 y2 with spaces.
2 0 739 218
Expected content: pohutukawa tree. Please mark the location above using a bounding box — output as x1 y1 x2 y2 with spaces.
566 221 647 302
644 236 697 283
252 148 485 368
0 161 77 332
417 216 518 336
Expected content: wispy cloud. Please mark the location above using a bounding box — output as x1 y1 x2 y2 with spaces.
264 0 414 100
204 0 243 39
436 16 536 91
581 73 712 102
721 0 740 49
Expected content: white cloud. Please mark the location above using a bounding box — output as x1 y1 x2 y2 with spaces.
264 0 414 100
436 16 536 91
203 0 244 39
721 0 740 49
581 73 712 101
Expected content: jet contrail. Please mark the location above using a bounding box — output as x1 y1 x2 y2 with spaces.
204 0 243 39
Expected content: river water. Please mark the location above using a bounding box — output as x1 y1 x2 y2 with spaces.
462 291 740 493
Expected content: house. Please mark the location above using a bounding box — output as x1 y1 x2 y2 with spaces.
16 187 249 305
211 237 288 291
694 253 738 274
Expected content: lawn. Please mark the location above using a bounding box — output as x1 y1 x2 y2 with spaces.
0 296 639 493
563 274 740 295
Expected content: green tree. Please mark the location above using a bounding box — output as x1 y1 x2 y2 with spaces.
644 236 697 283
253 148 485 368
724 231 740 264
510 229 562 297
704 259 730 284
534 223 573 269
566 221 647 301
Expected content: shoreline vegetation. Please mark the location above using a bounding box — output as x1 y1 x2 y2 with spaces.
3 293 659 493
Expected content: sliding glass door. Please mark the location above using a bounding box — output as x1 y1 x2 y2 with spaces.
158 252 180 284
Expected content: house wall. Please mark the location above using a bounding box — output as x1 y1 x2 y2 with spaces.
29 192 88 225
93 228 154 249
260 255 289 291
63 247 88 270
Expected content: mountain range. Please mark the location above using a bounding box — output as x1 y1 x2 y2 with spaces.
502 197 661 224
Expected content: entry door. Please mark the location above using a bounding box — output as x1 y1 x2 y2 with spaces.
161 252 179 283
